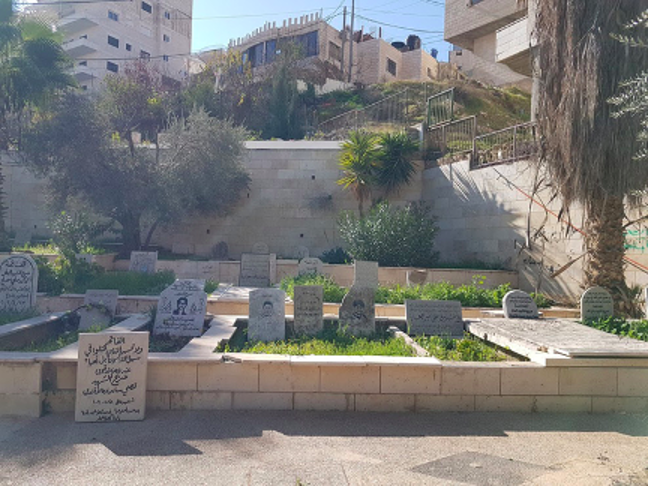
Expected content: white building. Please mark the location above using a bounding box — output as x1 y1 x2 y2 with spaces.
33 0 193 90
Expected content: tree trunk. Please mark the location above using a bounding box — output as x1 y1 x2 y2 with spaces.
584 195 627 308
119 212 142 257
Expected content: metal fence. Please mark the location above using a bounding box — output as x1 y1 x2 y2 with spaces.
425 116 476 164
426 88 454 127
471 121 538 168
316 89 410 140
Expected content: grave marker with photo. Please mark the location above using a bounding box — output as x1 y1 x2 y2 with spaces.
154 279 207 337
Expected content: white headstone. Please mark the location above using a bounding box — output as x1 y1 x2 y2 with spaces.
129 251 158 274
354 260 379 289
294 285 323 336
298 257 324 276
406 300 464 337
296 246 310 260
240 253 271 287
249 288 286 342
75 332 148 422
339 286 375 336
154 279 207 337
78 290 119 331
502 290 539 319
252 242 269 254
0 254 38 313
581 287 614 321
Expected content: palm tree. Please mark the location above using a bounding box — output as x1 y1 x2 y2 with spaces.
337 130 379 217
375 131 419 196
535 1 648 306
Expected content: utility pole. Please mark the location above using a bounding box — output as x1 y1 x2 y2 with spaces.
340 6 346 80
348 0 355 83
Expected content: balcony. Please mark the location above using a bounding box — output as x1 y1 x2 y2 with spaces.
73 65 95 83
58 15 98 35
63 37 98 58
495 16 532 76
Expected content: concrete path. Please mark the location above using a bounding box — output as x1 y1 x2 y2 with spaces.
2 411 648 485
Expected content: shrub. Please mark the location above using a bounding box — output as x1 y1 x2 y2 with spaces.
280 274 346 303
320 246 351 264
35 255 103 295
73 270 176 295
338 201 438 267
585 316 648 342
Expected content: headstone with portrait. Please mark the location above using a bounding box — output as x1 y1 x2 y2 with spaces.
153 279 207 337
339 286 375 336
248 288 286 342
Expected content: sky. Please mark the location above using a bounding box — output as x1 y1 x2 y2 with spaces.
191 0 450 61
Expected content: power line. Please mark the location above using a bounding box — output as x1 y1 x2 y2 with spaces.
354 14 443 34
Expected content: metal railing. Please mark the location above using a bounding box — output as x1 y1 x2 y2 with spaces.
316 89 410 140
471 121 538 168
425 116 476 165
426 88 454 127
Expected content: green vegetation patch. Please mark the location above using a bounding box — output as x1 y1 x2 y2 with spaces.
0 308 41 326
73 270 176 296
415 334 507 362
584 317 648 342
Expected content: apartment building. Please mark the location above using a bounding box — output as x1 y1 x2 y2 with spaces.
445 0 534 89
227 14 440 87
33 0 193 90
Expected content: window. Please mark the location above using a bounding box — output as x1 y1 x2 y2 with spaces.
108 35 119 48
141 1 152 13
140 50 150 60
387 58 397 76
126 43 132 51
81 85 88 91
247 42 264 68
297 31 319 57
108 10 119 21
107 61 118 73
163 55 169 62
265 39 277 64
164 11 171 20
163 34 170 43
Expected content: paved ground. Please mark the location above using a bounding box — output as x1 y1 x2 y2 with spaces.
2 411 648 485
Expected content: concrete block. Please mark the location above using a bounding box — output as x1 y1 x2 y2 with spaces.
559 368 617 396
441 366 500 395
294 393 355 411
320 366 380 394
592 397 648 414
259 363 319 392
44 390 75 413
146 391 170 411
170 391 232 410
381 366 440 394
147 363 198 391
0 363 41 394
534 396 591 413
198 363 259 392
355 394 416 412
55 363 77 390
416 395 475 412
475 396 534 412
501 367 559 395
618 368 648 397
0 393 41 417
232 392 293 410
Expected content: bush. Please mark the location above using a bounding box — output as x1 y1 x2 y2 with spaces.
320 247 351 264
585 316 648 342
35 255 104 295
338 202 438 267
73 270 176 295
280 274 346 303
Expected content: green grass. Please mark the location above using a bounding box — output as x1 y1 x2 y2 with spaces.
0 308 41 326
415 334 506 361
12 243 106 255
72 270 176 295
584 316 648 342
17 324 104 352
220 328 415 357
280 274 347 303
205 279 219 294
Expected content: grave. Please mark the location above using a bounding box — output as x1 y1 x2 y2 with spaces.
354 260 379 289
294 285 324 336
129 251 158 274
252 242 269 254
580 286 614 321
240 253 271 287
248 288 286 342
406 300 464 337
406 269 428 287
339 286 375 336
75 332 148 422
78 290 119 331
502 290 539 319
154 279 207 337
298 257 324 276
0 254 38 313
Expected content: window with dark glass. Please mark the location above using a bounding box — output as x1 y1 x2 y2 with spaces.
141 2 152 13
387 58 397 76
126 43 132 51
140 50 150 60
107 35 119 48
265 39 277 64
107 61 118 73
108 10 119 21
163 34 170 42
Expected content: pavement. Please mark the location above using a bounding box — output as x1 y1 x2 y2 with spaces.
2 411 648 485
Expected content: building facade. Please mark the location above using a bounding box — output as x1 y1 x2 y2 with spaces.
445 0 534 89
33 0 193 90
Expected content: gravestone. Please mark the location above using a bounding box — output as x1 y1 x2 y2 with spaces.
406 269 428 287
339 286 375 336
354 260 379 289
294 285 323 336
129 251 158 274
240 253 270 287
269 254 277 284
154 279 207 337
75 332 148 422
0 254 38 313
502 290 539 319
298 257 324 276
252 242 269 254
581 286 614 321
248 288 286 342
406 300 464 337
296 246 310 260
78 289 119 331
